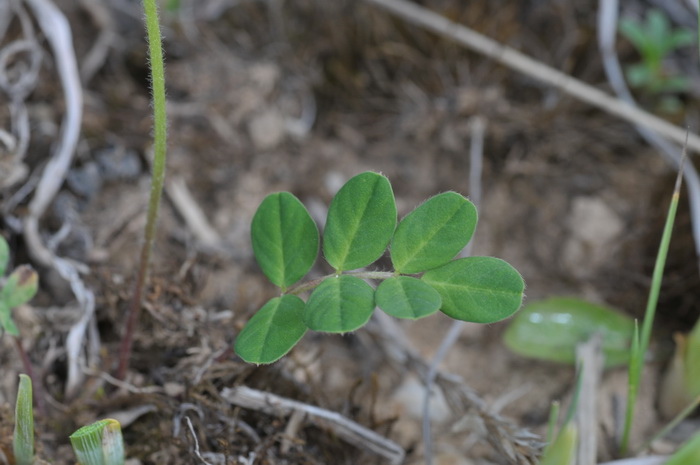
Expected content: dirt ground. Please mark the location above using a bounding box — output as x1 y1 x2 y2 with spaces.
1 0 700 464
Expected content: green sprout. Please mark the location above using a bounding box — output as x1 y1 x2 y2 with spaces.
70 419 125 465
235 171 525 364
13 374 34 465
619 9 694 111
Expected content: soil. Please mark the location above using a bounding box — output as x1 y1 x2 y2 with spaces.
1 0 699 464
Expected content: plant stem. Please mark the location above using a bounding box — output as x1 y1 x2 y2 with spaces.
286 270 397 295
116 0 167 380
13 336 46 415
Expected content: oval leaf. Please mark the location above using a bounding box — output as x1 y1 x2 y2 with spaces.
303 275 375 333
251 192 319 289
323 172 396 271
502 297 634 367
376 276 441 319
422 257 524 323
391 192 477 273
235 295 307 364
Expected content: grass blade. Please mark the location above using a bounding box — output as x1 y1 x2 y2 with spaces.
620 145 686 455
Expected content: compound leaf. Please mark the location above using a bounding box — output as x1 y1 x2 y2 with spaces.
303 275 375 333
235 295 307 364
251 192 319 289
376 276 441 319
323 172 396 271
503 297 635 367
422 257 524 323
391 192 477 273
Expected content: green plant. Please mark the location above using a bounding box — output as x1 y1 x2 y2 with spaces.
619 9 694 111
0 236 39 337
70 419 125 465
13 374 33 465
116 0 169 380
8 374 125 465
235 171 525 364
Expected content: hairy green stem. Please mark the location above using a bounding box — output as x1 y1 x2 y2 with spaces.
116 0 167 380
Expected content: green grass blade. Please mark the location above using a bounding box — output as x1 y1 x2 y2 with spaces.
620 149 685 455
13 374 34 465
545 401 560 444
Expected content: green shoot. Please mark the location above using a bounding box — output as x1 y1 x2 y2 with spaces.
13 374 34 465
235 172 524 364
539 423 577 465
116 0 169 380
545 401 560 444
70 419 125 465
620 147 686 455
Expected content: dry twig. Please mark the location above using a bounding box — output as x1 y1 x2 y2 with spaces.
221 385 406 464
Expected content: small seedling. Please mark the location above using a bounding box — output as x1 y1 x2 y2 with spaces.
0 236 39 337
13 374 34 465
619 9 694 111
70 419 125 465
235 171 525 364
503 297 634 367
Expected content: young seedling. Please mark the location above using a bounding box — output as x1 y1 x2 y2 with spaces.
619 9 694 111
235 171 525 364
70 419 125 465
13 374 34 465
0 236 43 413
116 0 168 380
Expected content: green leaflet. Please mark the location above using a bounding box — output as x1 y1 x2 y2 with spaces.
0 300 18 336
376 276 441 319
503 297 635 367
304 275 375 333
251 192 319 289
323 172 396 271
391 192 477 273
422 257 524 323
235 295 307 364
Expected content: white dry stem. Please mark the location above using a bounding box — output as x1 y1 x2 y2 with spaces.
575 334 604 465
597 0 700 274
422 116 485 465
22 0 96 398
221 386 406 465
184 416 214 465
166 177 222 248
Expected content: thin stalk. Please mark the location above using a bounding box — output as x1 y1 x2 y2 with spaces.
116 0 167 380
286 270 397 296
620 144 686 455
